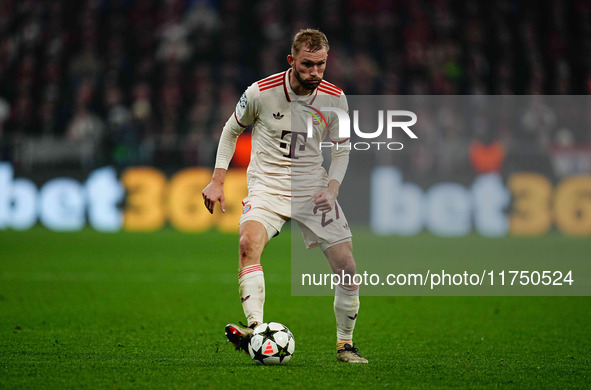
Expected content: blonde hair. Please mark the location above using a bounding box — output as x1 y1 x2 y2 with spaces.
291 29 330 57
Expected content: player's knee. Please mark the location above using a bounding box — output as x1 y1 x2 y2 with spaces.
342 258 356 277
239 235 253 259
239 233 264 263
334 255 356 277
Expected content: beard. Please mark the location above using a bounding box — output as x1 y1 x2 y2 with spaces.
293 68 322 91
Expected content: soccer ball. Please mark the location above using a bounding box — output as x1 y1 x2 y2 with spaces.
248 322 295 365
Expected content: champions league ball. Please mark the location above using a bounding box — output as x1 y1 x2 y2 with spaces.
248 322 295 365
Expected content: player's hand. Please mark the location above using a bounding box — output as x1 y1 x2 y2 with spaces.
312 188 337 213
202 180 226 214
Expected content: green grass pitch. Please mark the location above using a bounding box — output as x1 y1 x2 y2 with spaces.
1 228 589 389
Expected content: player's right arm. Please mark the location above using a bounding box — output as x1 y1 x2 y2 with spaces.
202 168 227 213
202 84 259 214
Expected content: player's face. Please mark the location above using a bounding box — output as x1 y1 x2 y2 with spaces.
289 46 327 91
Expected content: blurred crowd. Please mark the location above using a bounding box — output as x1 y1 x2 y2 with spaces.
0 0 589 177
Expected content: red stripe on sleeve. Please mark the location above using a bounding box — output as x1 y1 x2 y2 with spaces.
319 83 342 94
320 81 343 93
258 74 284 87
318 87 341 96
259 81 283 91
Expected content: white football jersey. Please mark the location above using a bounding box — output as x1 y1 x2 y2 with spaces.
217 69 350 196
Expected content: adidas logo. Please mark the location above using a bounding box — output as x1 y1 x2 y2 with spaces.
264 341 274 354
273 112 284 120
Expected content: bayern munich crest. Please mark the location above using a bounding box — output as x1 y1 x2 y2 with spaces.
303 104 326 127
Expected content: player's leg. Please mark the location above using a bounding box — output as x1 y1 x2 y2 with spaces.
226 194 289 354
238 220 269 327
296 195 368 363
324 241 367 363
325 241 358 347
225 220 269 352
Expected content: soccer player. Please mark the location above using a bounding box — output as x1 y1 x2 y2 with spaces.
202 29 367 363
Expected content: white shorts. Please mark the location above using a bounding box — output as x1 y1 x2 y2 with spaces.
240 192 352 251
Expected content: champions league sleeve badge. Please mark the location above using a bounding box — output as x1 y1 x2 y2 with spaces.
236 92 248 118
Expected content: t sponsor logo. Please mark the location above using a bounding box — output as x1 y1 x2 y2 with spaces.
279 130 308 159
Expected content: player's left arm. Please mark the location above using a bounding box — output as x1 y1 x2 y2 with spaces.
313 178 342 213
313 93 350 213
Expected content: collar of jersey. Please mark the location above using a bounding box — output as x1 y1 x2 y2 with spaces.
284 69 319 104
